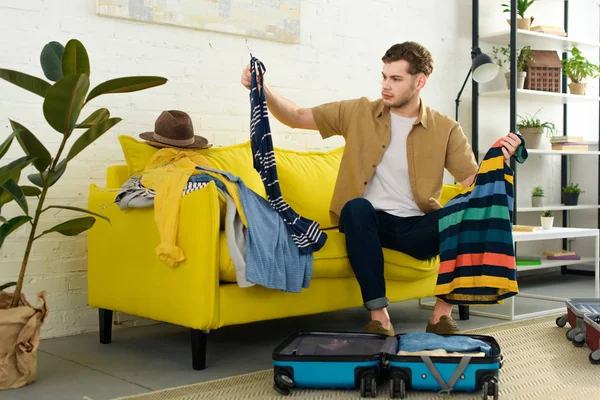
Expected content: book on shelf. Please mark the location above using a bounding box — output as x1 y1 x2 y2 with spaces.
513 225 541 232
546 255 581 260
551 136 584 143
530 25 567 36
543 250 580 260
551 144 589 151
543 250 576 257
516 256 542 266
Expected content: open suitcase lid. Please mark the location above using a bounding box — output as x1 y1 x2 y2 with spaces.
273 331 394 362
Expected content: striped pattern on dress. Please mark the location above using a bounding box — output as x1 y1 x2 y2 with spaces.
434 135 528 305
249 56 327 254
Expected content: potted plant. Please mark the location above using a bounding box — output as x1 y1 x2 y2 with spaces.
541 209 554 230
562 182 584 206
0 39 167 389
531 186 544 207
561 47 600 95
502 0 536 30
492 44 534 89
517 109 557 149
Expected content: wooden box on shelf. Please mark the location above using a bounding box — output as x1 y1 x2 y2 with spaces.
524 50 562 93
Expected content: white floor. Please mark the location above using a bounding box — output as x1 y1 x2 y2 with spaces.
4 270 595 400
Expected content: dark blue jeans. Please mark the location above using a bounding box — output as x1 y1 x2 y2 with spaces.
339 198 441 310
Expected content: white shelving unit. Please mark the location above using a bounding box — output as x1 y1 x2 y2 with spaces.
472 2 600 319
479 89 600 104
517 204 600 212
481 29 600 52
527 149 600 156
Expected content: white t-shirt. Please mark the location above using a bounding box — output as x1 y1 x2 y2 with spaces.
362 113 424 217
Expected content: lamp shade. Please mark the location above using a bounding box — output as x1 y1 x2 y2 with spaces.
471 49 499 83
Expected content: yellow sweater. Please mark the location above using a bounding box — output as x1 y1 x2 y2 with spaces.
140 148 247 267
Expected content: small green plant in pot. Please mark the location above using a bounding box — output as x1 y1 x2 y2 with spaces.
562 47 600 95
531 186 544 207
0 39 167 389
562 182 584 206
517 109 557 149
492 44 534 89
541 209 553 230
502 0 536 30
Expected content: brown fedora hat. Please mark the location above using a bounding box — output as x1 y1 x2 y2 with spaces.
139 110 210 149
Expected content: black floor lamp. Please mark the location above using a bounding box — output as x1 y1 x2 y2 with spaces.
455 47 499 122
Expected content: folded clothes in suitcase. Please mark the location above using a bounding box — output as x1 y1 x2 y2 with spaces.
388 333 502 399
272 331 503 399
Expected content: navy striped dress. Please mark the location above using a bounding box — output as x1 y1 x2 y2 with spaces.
249 56 327 254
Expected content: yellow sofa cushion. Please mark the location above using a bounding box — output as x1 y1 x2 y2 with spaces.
118 136 266 197
119 135 160 176
275 146 343 229
118 135 343 228
218 229 439 283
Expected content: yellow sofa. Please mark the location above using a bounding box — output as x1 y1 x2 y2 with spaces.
87 138 463 370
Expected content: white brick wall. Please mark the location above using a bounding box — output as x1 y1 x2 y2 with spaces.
0 0 598 338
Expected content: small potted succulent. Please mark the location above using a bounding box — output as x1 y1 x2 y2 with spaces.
502 0 536 30
492 44 534 89
531 186 544 207
562 47 600 95
541 209 553 230
562 182 584 206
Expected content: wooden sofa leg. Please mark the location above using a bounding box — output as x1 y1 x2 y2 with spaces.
99 308 113 344
191 329 208 370
458 305 470 321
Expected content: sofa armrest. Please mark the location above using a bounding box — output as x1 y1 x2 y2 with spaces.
106 165 130 189
87 181 222 330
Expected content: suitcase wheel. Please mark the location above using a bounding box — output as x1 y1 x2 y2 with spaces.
556 314 568 328
273 373 294 396
590 350 600 365
566 327 582 341
572 332 586 347
389 373 407 399
481 376 499 400
359 372 377 398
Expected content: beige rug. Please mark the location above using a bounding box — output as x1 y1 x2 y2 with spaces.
110 315 599 400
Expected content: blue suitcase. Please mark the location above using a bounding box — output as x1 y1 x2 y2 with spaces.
272 331 394 397
387 333 502 399
272 331 502 398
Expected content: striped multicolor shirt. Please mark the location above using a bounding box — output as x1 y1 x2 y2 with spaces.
434 135 528 304
249 57 327 254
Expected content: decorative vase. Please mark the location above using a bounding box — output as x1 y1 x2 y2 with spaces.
541 216 554 230
0 291 47 389
568 82 587 95
531 196 544 207
563 192 580 206
505 72 527 90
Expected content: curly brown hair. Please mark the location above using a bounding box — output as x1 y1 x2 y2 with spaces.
382 42 434 77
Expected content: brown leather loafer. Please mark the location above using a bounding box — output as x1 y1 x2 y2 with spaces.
425 315 461 335
364 320 395 336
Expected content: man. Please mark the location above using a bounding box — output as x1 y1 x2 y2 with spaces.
241 41 521 336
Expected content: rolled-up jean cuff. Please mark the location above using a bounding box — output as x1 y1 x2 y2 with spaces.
364 297 390 311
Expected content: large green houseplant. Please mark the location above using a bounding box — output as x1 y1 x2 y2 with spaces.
562 47 600 95
0 39 166 389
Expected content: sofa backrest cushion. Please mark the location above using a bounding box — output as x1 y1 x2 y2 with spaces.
118 136 342 228
274 146 343 229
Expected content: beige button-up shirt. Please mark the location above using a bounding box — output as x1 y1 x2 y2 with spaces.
311 97 478 225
